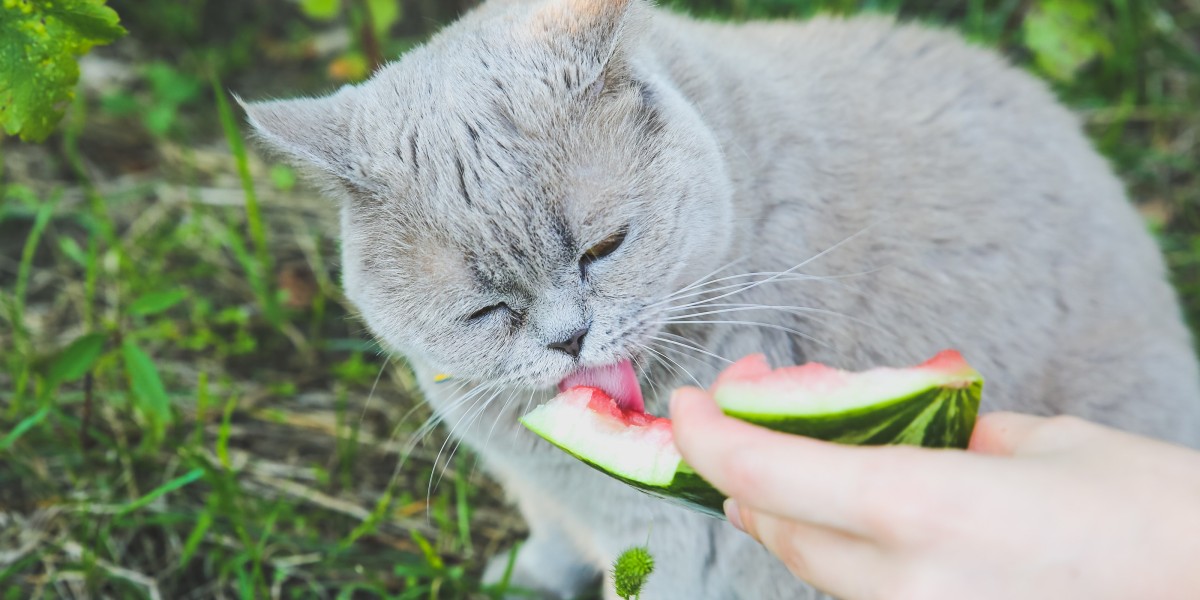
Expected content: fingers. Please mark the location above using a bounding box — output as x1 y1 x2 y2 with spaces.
727 500 884 600
968 412 1050 456
670 386 945 534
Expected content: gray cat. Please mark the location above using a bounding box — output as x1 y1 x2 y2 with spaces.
242 0 1200 598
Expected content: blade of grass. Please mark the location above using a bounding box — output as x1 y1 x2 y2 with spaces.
338 488 396 550
212 76 280 325
0 407 51 452
194 372 210 447
7 193 59 412
115 468 205 517
454 468 473 558
10 194 58 344
217 392 239 469
180 506 214 568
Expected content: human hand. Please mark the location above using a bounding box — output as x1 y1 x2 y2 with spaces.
670 387 1200 600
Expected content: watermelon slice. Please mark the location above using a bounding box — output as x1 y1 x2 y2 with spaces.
520 352 983 518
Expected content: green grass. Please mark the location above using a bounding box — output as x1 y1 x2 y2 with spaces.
2 0 1199 597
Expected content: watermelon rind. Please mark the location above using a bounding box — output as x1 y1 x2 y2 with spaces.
720 384 982 448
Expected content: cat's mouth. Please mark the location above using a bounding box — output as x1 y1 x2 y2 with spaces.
557 359 646 414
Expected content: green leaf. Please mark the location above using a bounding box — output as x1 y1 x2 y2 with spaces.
128 289 187 317
268 164 297 191
366 0 400 35
144 62 201 106
46 332 106 386
121 339 172 424
0 0 126 142
143 103 176 136
1023 0 1113 82
57 236 86 266
0 407 50 451
300 0 340 21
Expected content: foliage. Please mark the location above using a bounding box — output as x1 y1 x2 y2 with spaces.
1023 0 1113 82
0 0 125 141
300 0 405 80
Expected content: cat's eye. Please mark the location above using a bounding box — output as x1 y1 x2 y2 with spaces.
580 229 628 273
467 302 508 322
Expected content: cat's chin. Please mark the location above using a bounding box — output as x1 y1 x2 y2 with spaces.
556 359 645 413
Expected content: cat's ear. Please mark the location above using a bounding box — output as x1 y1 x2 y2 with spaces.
534 0 644 96
238 89 375 192
562 0 635 38
536 0 641 63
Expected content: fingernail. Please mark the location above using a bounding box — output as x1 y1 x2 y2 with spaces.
724 499 745 532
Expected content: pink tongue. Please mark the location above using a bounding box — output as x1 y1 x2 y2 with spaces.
558 360 645 413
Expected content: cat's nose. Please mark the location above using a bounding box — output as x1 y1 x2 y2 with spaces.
548 327 589 359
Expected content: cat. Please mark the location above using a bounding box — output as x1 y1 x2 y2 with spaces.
242 0 1200 598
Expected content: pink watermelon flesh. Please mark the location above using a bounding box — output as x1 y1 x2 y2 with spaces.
558 359 644 413
523 386 685 487
714 350 978 416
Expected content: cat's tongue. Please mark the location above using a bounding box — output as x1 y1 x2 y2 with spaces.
558 360 645 413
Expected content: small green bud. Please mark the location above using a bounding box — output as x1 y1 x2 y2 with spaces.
613 546 655 600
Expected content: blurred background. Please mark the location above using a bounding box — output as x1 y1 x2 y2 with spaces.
1 0 1197 597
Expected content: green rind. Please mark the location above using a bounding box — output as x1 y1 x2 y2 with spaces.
723 381 983 449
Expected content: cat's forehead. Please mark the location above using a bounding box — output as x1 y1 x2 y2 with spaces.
373 3 597 138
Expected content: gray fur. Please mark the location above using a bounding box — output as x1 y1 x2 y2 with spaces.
243 1 1200 598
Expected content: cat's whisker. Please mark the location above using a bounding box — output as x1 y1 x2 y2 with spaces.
357 356 392 429
630 343 676 406
517 387 538 438
398 380 489 471
629 351 664 403
384 379 480 505
640 342 703 388
439 386 516 492
632 341 686 386
477 386 530 470
651 226 876 311
662 303 892 337
654 267 887 312
647 334 733 365
665 256 751 298
393 380 466 464
427 383 502 507
391 376 473 449
649 273 829 309
654 330 729 357
656 268 839 301
662 319 833 350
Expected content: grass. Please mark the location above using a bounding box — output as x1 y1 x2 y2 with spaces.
1 0 1198 597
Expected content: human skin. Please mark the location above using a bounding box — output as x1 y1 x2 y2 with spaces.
670 386 1200 600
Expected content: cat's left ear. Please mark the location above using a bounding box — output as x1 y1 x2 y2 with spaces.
238 88 380 195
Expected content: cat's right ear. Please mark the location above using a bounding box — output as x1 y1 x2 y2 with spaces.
238 90 375 193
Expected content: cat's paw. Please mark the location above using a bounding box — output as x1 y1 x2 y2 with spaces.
482 540 599 599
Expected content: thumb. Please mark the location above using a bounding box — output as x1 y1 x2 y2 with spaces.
968 411 1049 456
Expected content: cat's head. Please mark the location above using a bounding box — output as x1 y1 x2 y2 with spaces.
244 0 733 389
